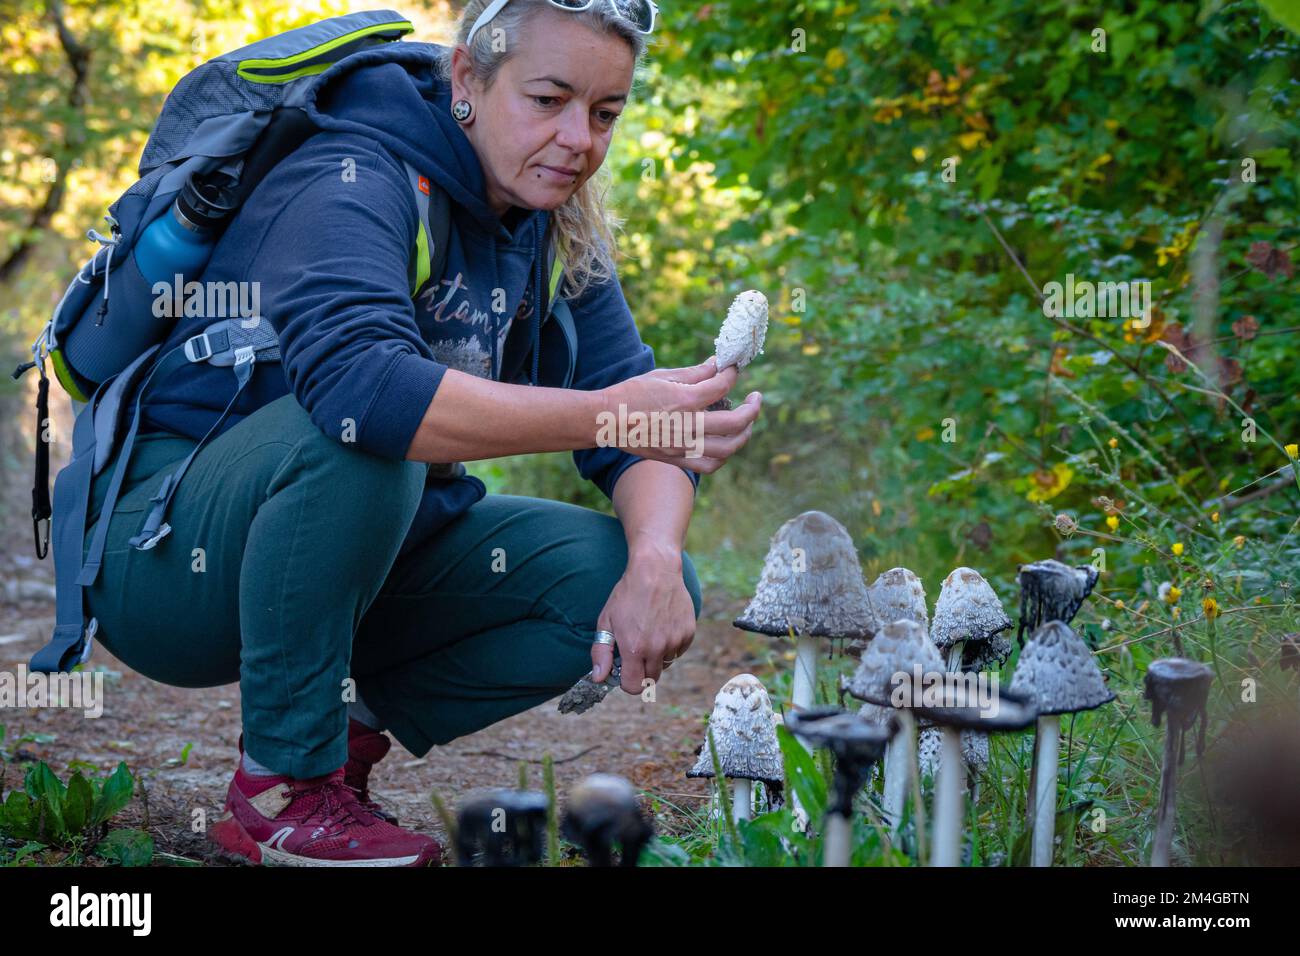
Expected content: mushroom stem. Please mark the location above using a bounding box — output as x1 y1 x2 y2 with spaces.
883 709 915 831
946 641 965 673
1029 714 1060 867
792 635 818 712
931 725 965 866
823 812 852 867
1151 721 1181 867
731 778 752 823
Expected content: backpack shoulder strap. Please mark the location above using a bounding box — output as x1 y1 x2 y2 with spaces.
401 160 449 298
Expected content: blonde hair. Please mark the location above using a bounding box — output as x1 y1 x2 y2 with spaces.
435 0 652 300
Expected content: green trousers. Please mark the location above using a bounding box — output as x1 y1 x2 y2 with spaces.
81 393 702 778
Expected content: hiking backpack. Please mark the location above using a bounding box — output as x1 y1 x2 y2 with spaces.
13 9 577 674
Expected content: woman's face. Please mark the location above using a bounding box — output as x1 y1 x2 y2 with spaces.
451 8 635 220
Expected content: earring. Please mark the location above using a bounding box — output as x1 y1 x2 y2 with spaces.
452 99 473 122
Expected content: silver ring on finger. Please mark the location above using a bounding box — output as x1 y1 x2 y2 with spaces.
593 629 615 646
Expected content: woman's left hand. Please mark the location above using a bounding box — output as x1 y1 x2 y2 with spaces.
589 553 696 695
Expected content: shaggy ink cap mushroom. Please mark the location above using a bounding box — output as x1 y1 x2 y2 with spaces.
1016 559 1099 644
785 706 897 817
454 788 549 866
869 568 929 630
849 567 929 657
714 290 769 371
561 773 654 867
1009 621 1116 715
733 510 879 641
687 674 784 787
930 567 1014 672
1144 657 1214 760
846 619 945 708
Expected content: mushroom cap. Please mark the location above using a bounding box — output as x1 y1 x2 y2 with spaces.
565 773 640 818
785 705 897 763
913 684 1038 731
930 567 1013 652
1143 657 1213 732
1280 633 1300 672
733 511 879 639
714 289 769 370
846 619 945 707
686 674 784 785
457 787 549 819
1016 559 1099 643
1008 621 1116 715
868 567 929 630
950 632 1014 673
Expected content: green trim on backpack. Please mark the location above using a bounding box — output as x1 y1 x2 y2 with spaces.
547 251 564 303
412 220 431 297
237 20 414 84
49 348 91 404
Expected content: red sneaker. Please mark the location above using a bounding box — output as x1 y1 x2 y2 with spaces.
343 721 401 825
212 745 440 867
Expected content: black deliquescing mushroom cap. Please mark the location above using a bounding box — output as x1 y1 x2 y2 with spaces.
1008 620 1116 716
929 567 1013 663
561 774 654 868
687 674 785 786
1144 657 1213 764
1281 633 1300 672
732 511 879 639
846 618 945 708
912 684 1038 731
958 633 1014 673
1016 559 1099 645
785 706 897 817
454 788 550 867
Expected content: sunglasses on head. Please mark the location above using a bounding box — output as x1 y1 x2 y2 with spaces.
467 0 659 48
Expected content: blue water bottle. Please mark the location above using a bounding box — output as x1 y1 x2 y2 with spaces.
133 172 239 286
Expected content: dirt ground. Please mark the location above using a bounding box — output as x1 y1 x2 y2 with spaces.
0 541 765 864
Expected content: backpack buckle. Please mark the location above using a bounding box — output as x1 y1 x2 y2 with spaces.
184 332 214 362
134 522 172 551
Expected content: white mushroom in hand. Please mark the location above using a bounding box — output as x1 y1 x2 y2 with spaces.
708 289 769 410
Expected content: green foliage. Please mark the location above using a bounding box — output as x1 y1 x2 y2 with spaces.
0 759 149 865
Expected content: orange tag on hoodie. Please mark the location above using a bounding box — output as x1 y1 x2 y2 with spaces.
418 176 430 195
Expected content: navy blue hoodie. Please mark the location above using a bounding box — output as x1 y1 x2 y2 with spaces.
136 41 699 554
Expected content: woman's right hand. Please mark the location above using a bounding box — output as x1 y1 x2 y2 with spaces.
595 357 763 474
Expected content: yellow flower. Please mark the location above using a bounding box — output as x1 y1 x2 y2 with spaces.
824 48 847 70
1233 535 1246 549
1172 606 1181 618
1114 599 1125 609
1106 515 1119 532
912 146 927 163
1211 512 1219 523
1202 597 1219 620
1172 542 1184 556
1108 437 1118 449
1167 586 1182 602
1286 443 1299 459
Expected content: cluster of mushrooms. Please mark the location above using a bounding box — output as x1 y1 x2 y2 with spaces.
681 509 1213 867
452 773 653 867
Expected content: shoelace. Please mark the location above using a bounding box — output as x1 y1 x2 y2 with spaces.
290 777 376 831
